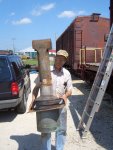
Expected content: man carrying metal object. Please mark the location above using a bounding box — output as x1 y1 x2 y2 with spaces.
28 49 73 150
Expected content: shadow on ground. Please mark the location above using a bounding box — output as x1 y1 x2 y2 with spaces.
0 109 17 122
69 75 113 150
69 76 91 128
10 133 55 150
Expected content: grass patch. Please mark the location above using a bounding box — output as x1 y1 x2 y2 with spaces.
23 59 38 66
23 58 54 66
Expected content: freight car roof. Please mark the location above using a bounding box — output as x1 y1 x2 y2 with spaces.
57 16 109 41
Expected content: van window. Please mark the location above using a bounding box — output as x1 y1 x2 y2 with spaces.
0 58 12 82
11 62 21 78
16 57 25 75
9 56 23 78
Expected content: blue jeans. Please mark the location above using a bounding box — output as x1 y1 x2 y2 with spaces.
40 107 67 150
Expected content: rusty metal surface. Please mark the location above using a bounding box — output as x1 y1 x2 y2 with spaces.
36 104 65 112
56 16 110 71
32 39 63 133
36 109 59 133
32 39 52 50
80 48 103 64
85 63 99 72
33 97 65 112
32 39 65 107
32 39 52 86
110 0 113 28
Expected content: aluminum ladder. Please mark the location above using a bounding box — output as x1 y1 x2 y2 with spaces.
77 24 113 138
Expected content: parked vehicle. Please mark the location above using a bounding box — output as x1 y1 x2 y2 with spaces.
21 54 30 59
0 50 31 113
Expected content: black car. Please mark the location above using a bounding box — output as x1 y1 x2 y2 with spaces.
0 50 31 113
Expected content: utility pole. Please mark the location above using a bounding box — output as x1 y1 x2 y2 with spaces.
12 38 16 53
54 32 57 49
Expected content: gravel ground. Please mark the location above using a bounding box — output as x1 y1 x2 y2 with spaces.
64 75 113 150
0 73 113 150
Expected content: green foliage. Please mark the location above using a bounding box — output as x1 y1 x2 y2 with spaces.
23 59 38 66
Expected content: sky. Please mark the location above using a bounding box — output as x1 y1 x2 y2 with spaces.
0 0 110 51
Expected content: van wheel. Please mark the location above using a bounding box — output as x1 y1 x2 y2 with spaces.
16 91 27 114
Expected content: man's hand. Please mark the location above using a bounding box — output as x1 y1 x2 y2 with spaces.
27 101 35 113
56 94 67 105
60 94 67 105
57 90 72 105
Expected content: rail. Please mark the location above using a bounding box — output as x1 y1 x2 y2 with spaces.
80 47 103 65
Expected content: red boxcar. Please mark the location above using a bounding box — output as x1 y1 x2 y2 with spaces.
56 15 110 72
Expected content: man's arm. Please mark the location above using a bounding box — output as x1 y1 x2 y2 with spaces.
28 85 40 112
62 90 72 104
62 73 73 104
28 77 41 112
32 85 40 101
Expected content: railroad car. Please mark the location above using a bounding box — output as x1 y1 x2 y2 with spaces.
56 15 110 75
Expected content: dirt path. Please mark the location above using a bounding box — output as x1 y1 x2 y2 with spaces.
63 76 113 150
0 74 113 150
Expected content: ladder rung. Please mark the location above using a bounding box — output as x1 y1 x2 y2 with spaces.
102 58 109 61
105 58 109 61
89 96 95 103
107 45 113 48
89 96 101 106
84 111 93 118
99 71 105 75
94 83 105 90
95 85 100 89
93 84 100 89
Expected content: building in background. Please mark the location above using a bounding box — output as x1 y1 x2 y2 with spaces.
17 47 37 59
49 49 56 66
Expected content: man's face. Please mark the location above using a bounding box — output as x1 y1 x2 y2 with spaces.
54 55 66 69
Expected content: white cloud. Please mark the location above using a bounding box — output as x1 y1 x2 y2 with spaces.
32 3 55 16
12 17 32 25
78 10 86 15
58 11 76 18
58 10 86 18
10 12 15 16
41 3 55 11
31 9 41 16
